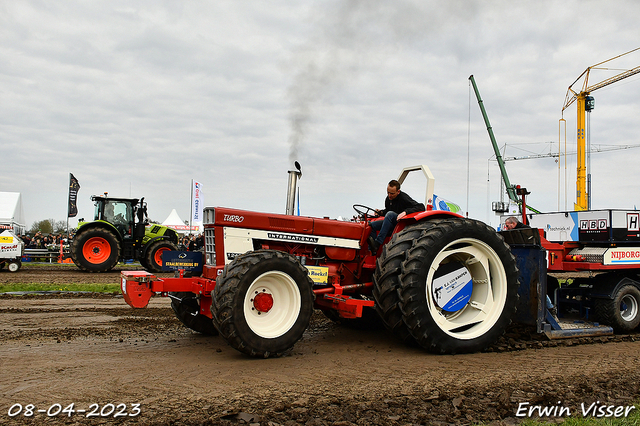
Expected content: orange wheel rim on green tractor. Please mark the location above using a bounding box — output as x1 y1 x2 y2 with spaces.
154 247 170 266
83 237 112 264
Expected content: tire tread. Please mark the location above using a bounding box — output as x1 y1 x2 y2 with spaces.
397 218 519 354
211 250 314 358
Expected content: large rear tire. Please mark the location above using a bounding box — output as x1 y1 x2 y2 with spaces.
212 250 314 358
594 285 640 332
144 240 177 273
170 292 218 335
71 228 121 272
396 218 519 354
373 224 431 344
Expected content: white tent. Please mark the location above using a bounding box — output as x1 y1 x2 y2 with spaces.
161 209 199 234
0 192 26 235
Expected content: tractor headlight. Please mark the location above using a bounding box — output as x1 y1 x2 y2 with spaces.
204 208 215 225
205 228 216 265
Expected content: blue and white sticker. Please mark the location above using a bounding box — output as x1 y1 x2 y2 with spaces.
432 263 473 312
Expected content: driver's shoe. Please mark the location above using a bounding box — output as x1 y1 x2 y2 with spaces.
368 236 380 254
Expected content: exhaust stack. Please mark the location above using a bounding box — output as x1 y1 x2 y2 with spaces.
286 161 302 215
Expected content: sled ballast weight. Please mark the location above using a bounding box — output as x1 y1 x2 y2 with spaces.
121 165 520 357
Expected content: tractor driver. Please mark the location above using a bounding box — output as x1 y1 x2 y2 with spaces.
104 203 115 222
368 180 425 253
104 203 126 225
503 216 530 230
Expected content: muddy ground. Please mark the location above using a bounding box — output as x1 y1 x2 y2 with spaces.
1 265 639 425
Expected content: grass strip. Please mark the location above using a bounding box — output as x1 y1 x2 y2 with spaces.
0 283 120 293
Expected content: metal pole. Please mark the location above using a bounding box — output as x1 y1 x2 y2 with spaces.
286 171 299 215
67 173 71 240
587 110 592 210
469 75 517 204
189 179 193 234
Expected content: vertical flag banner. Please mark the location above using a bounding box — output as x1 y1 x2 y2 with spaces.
68 174 81 218
191 180 204 232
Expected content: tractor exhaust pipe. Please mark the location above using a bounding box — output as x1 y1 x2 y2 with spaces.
286 161 302 215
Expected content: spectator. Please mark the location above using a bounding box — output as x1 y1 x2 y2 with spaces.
180 235 189 250
188 235 197 251
29 237 43 249
503 216 530 230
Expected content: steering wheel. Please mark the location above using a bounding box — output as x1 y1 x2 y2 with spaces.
353 204 379 220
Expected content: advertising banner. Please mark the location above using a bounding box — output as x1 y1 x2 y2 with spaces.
604 247 640 265
68 174 80 218
0 230 22 257
161 251 203 272
191 180 204 229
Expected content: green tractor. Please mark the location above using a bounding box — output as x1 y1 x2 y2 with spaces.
70 195 179 273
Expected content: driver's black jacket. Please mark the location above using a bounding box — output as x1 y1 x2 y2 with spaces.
380 192 425 216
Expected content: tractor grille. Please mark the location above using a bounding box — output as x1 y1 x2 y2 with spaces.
205 228 216 265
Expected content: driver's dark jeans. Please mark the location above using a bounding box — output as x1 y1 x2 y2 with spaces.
369 211 398 244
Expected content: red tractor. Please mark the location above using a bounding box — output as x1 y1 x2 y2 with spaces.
122 165 519 357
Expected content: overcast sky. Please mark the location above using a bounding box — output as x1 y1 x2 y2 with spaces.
2 0 639 230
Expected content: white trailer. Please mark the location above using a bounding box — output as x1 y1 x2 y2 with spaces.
0 230 24 272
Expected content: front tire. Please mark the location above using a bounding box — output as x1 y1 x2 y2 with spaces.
170 292 218 335
144 240 177 273
397 218 519 354
71 228 121 272
8 260 21 272
212 250 314 358
594 285 640 332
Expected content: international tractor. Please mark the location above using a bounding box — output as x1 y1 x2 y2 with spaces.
122 165 522 357
71 195 179 273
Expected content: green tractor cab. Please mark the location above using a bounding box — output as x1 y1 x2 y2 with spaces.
71 196 178 272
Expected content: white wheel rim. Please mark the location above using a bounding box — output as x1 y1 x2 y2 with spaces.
8 263 19 272
620 294 638 322
425 238 508 340
244 270 301 339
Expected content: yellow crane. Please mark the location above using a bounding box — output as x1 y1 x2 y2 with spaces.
562 47 640 211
